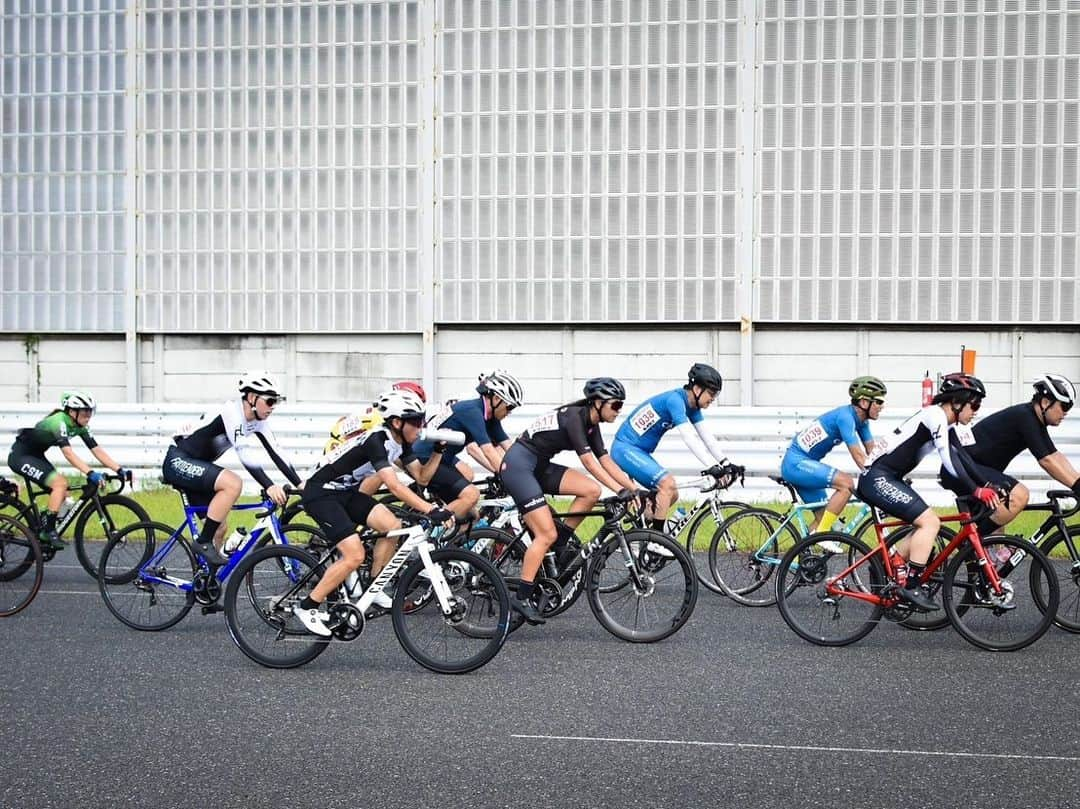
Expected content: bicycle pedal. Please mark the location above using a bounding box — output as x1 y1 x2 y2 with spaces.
200 604 224 615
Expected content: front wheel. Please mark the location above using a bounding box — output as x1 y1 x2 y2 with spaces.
0 515 43 616
73 493 151 578
775 532 885 647
223 544 329 669
683 498 751 594
586 529 697 643
1035 526 1080 633
708 507 798 606
942 536 1058 652
392 548 510 674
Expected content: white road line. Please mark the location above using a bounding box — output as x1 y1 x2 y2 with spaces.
37 589 102 596
511 734 1080 763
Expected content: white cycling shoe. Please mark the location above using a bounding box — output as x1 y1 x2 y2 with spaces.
292 604 333 637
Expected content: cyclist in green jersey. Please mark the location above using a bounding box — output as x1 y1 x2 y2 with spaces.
6 391 127 548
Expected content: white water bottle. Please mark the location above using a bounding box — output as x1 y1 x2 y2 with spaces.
664 506 688 533
417 427 467 447
223 526 248 554
56 497 77 523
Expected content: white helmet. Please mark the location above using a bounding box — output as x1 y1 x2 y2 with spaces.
1034 373 1076 407
476 370 524 408
60 390 96 412
374 389 426 420
238 371 283 398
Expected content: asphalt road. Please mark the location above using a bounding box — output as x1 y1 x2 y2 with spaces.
3 552 1080 809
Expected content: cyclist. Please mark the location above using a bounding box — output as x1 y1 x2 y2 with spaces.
162 372 301 566
6 391 128 549
780 376 886 538
500 377 638 625
610 363 735 533
321 382 424 455
293 389 454 636
941 373 1079 537
855 373 999 612
411 370 523 520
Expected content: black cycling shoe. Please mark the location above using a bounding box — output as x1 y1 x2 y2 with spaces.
191 540 229 566
511 598 547 626
898 583 940 612
38 531 66 550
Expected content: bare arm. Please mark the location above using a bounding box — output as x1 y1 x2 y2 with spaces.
375 467 433 514
579 452 627 494
847 442 870 471
599 454 637 491
465 443 487 468
476 443 505 475
1039 451 1080 488
60 446 92 475
90 446 121 472
404 453 444 487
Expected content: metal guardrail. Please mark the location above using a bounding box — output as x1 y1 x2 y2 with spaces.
0 402 1077 506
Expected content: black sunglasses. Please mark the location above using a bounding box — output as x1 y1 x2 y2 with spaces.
260 396 280 407
870 397 885 406
966 398 982 412
607 400 625 412
401 415 425 426
1061 400 1074 413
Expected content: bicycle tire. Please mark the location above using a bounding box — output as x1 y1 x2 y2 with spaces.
586 529 697 643
684 498 752 594
708 507 800 606
1035 525 1080 633
942 535 1058 652
0 515 43 617
98 521 196 631
775 532 885 647
224 544 329 669
73 493 151 578
392 547 510 674
882 525 955 632
276 521 328 552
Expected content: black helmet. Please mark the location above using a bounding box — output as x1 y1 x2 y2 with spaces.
687 362 722 392
932 372 986 404
583 377 626 401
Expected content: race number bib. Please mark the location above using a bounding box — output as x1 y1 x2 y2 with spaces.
795 420 828 453
525 411 559 438
952 423 976 446
629 404 661 436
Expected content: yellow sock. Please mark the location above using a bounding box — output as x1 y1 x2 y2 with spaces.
817 511 838 532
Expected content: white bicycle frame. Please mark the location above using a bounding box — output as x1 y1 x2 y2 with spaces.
344 524 456 616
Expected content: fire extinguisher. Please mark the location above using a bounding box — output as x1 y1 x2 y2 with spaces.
921 371 934 407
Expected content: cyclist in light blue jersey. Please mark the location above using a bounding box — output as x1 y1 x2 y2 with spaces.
610 363 733 532
780 376 886 535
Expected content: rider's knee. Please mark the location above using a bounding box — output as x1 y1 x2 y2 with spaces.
51 475 69 493
1008 482 1029 511
658 477 678 500
459 485 480 508
832 472 856 492
219 471 243 498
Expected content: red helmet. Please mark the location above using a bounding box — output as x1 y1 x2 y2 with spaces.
392 380 427 403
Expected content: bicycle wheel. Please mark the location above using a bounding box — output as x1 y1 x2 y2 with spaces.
684 499 752 594
943 535 1058 652
586 529 697 643
1036 526 1080 633
98 521 196 631
775 532 885 647
73 493 151 578
0 515 43 617
708 507 800 606
883 525 955 632
392 547 510 674
276 521 328 552
224 544 330 669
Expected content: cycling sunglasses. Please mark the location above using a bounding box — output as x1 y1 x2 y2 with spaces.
966 397 982 412
606 400 625 412
870 397 885 406
260 395 281 407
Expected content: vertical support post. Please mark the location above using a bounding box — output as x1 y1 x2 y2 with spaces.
1011 330 1025 402
417 0 438 399
561 328 574 402
736 0 758 406
123 1 140 401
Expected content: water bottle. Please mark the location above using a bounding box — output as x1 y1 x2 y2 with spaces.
543 551 558 577
416 427 467 446
56 497 76 523
664 506 688 534
223 526 248 554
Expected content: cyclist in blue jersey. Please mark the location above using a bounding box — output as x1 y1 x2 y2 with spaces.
412 370 523 520
780 376 886 538
610 363 734 532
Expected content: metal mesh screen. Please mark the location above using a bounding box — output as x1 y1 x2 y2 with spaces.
138 1 421 332
435 0 742 323
0 5 127 331
757 1 1080 323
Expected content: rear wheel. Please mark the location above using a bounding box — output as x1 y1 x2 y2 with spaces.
775 532 885 647
98 521 196 631
708 507 799 606
885 525 955 631
0 515 43 617
73 493 151 578
683 499 751 594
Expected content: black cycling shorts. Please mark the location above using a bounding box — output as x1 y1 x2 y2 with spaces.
302 490 378 544
939 463 1019 498
499 443 569 515
161 445 224 507
426 462 472 502
7 445 56 487
856 468 930 524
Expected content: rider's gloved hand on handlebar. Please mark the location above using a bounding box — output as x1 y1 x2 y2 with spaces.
86 470 104 486
615 487 638 502
973 486 1000 507
426 506 455 524
115 467 131 481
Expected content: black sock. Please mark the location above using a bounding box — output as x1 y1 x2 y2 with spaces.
42 511 57 532
517 580 536 601
299 596 320 610
197 518 221 547
907 562 927 585
650 518 666 532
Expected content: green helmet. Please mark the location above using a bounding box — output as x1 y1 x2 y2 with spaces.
849 376 887 402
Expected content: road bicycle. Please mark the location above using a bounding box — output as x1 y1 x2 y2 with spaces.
0 470 148 578
0 481 43 617
774 498 1059 652
1008 488 1080 633
222 515 510 674
97 486 322 631
462 487 698 643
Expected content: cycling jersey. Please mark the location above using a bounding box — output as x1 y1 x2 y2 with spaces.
614 389 703 453
514 404 607 464
13 411 97 453
414 397 509 463
306 427 416 493
780 405 874 502
171 399 300 490
962 403 1059 470
864 406 979 490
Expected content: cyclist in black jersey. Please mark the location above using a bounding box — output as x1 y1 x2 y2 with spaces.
162 372 301 565
940 373 1078 534
7 391 128 548
855 373 1000 612
293 389 454 636
499 377 638 625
